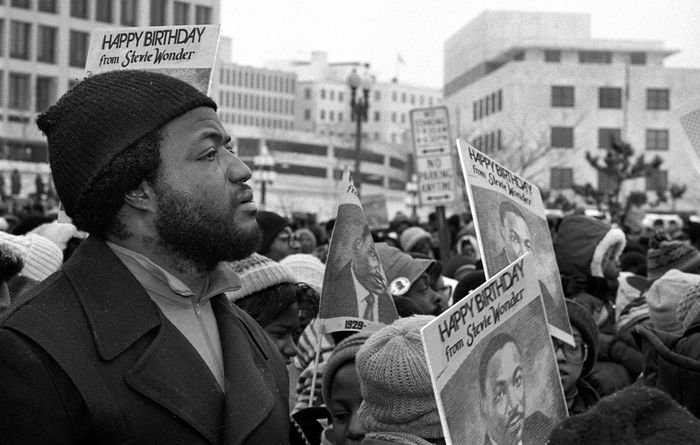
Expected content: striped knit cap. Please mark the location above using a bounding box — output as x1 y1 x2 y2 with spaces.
36 70 216 219
647 241 700 282
676 282 700 332
226 253 296 301
0 231 63 281
356 315 441 439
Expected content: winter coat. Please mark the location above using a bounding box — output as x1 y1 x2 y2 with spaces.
0 236 289 444
633 320 700 418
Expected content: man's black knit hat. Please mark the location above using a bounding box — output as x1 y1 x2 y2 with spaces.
36 70 216 218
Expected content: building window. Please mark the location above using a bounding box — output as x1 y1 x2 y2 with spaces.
374 111 380 122
599 87 622 109
120 0 137 25
400 113 405 124
150 0 166 26
319 110 325 121
485 96 490 116
392 91 397 102
95 0 113 22
646 169 668 191
11 0 30 8
69 30 89 68
9 73 30 110
303 109 311 121
374 91 381 101
472 102 477 121
497 90 502 111
647 88 670 110
0 20 4 57
195 5 212 24
391 112 396 123
544 50 561 62
320 89 326 99
10 21 31 60
173 1 189 25
551 86 574 107
630 52 646 65
36 25 57 64
401 92 406 103
304 88 311 99
551 127 574 148
35 76 56 112
38 0 57 12
579 51 612 64
646 129 669 151
550 167 573 189
598 128 621 149
410 94 415 105
70 0 89 18
338 91 343 102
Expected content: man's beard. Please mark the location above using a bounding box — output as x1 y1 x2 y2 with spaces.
152 179 261 272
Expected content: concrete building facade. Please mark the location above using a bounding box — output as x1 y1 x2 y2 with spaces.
444 10 700 210
268 51 443 154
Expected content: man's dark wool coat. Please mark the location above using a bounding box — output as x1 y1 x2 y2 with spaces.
0 237 289 444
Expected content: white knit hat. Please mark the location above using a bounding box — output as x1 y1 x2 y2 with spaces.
647 269 700 334
0 231 63 281
400 227 431 253
226 253 296 302
280 253 325 295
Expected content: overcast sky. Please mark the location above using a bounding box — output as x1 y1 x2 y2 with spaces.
221 0 700 89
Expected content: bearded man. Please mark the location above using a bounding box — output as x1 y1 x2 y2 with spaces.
0 71 288 444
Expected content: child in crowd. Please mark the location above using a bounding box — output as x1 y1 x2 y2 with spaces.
227 253 319 363
320 328 378 445
557 299 600 415
375 243 442 316
356 316 445 445
554 214 642 396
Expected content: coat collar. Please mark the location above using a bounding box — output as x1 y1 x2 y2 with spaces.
62 236 161 361
64 237 277 443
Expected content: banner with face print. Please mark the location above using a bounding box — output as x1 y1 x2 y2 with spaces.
421 253 567 445
456 139 572 345
319 167 399 333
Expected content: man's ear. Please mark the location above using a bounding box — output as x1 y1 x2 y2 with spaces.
123 181 157 212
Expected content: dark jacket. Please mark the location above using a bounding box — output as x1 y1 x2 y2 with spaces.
633 322 700 418
0 237 289 444
569 378 600 416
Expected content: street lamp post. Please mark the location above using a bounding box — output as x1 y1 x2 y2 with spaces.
253 141 276 209
405 173 419 219
347 65 373 197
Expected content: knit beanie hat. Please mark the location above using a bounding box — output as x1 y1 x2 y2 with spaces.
256 210 289 256
548 385 700 445
29 221 81 252
565 299 599 377
452 269 486 304
36 70 216 219
375 243 435 297
554 215 626 279
443 253 477 280
647 240 700 281
362 431 434 445
615 271 650 333
280 253 325 295
356 315 442 440
0 231 63 281
226 253 296 301
321 327 379 410
646 269 700 334
400 227 431 253
676 282 700 332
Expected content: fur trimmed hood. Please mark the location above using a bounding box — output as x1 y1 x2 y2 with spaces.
555 215 626 279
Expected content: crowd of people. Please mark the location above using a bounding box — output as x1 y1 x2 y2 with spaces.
1 70 700 444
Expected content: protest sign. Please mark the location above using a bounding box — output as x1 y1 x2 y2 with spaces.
456 139 573 345
319 167 399 333
85 24 220 94
421 253 567 445
361 194 389 229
